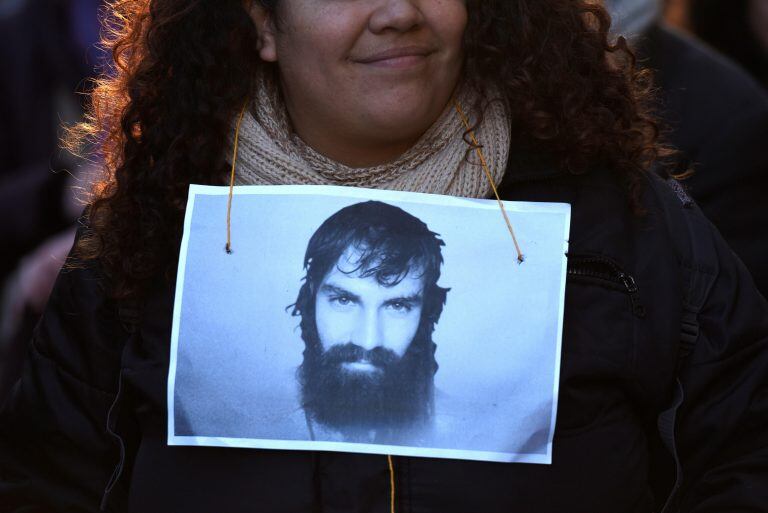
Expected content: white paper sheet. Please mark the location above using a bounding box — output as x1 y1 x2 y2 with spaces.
168 185 570 464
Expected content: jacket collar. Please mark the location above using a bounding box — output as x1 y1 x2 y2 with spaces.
499 148 566 187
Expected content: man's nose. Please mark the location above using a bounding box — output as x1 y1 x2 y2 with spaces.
352 308 384 351
369 0 424 34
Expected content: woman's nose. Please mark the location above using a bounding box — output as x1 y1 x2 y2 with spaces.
369 0 425 34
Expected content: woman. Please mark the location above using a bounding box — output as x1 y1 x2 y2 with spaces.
1 0 766 512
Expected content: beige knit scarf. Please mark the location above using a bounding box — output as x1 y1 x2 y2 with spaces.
231 75 510 198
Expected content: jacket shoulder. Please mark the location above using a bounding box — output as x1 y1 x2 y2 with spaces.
32 223 127 391
641 172 768 510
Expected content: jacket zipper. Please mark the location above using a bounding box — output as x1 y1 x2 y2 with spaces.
567 254 646 317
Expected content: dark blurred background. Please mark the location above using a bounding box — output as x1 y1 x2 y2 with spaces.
667 0 768 85
0 0 766 403
0 0 103 399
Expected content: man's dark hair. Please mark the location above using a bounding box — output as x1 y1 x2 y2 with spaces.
291 200 449 434
291 200 448 343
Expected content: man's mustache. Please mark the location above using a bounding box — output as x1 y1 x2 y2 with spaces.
321 343 399 370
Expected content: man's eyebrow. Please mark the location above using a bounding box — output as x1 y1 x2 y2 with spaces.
319 283 360 301
383 293 423 305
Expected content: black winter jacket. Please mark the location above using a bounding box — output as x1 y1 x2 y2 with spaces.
1 165 767 513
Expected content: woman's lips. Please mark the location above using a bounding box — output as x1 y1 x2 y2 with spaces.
354 46 435 68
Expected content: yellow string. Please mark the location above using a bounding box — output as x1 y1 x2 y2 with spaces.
224 101 514 510
453 101 525 264
226 100 523 263
225 103 248 254
387 455 396 513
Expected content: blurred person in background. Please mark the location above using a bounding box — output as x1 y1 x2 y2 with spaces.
606 0 768 298
0 0 102 402
687 0 768 87
665 0 692 29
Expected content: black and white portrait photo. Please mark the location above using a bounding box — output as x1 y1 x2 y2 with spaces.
168 185 570 464
293 200 448 444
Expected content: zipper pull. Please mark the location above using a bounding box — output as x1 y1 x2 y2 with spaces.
619 272 646 317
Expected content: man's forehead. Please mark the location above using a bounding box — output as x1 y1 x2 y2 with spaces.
333 246 425 280
321 268 425 298
321 247 425 295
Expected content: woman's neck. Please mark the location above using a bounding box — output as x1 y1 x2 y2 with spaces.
292 126 422 168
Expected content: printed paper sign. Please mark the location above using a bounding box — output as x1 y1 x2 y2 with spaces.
168 185 570 464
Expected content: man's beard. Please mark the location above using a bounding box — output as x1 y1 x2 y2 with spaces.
298 336 435 437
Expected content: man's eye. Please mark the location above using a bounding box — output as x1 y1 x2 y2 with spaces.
388 301 412 312
331 296 353 306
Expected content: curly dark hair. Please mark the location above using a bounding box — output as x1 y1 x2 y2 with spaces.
69 0 666 299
